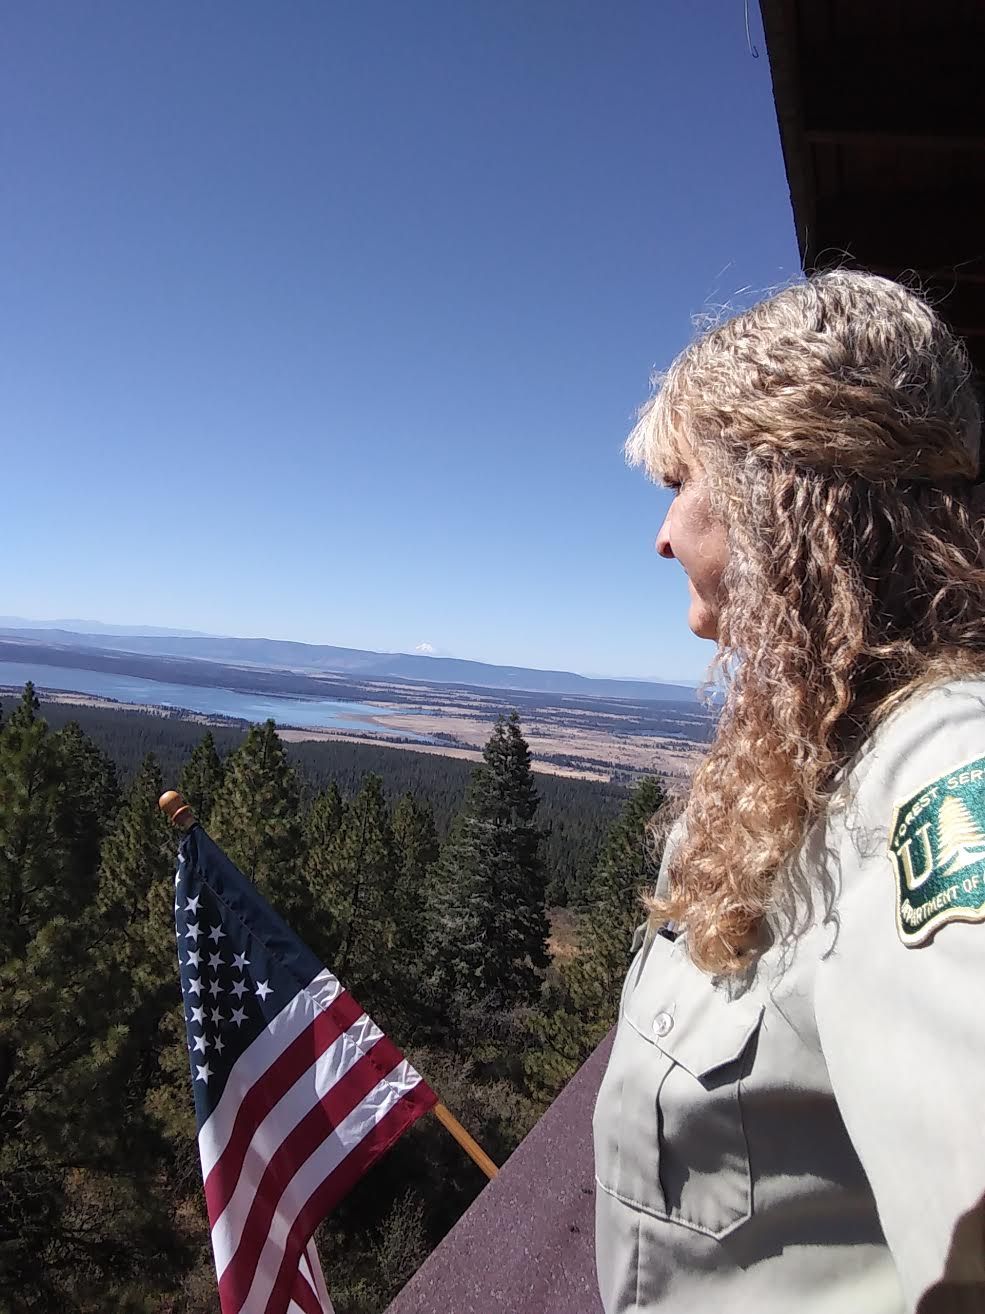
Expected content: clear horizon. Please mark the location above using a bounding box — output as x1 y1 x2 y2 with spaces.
3 2 798 681
0 613 704 686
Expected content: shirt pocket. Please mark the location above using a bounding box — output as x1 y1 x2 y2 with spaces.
596 934 763 1240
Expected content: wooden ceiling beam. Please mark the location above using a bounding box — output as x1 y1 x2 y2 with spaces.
805 128 985 151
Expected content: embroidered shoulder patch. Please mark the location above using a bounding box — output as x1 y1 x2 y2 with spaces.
888 752 985 946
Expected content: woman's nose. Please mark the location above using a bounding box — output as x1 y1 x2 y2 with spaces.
655 511 675 559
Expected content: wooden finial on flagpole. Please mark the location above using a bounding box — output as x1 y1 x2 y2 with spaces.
159 790 197 831
432 1102 499 1180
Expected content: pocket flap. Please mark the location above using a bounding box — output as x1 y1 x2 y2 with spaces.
658 998 763 1081
625 966 763 1083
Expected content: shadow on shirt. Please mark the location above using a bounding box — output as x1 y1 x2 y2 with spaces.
917 1189 985 1313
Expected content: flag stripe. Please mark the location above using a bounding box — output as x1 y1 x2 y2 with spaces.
236 1063 428 1314
263 1091 433 1314
218 1042 408 1312
200 969 344 1179
204 995 368 1225
303 1241 332 1310
210 1014 385 1278
287 1268 322 1314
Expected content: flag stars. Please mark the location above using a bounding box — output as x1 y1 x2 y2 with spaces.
207 980 223 999
185 922 201 943
230 1007 248 1027
195 1062 213 1083
184 894 201 915
187 977 203 997
232 951 250 971
214 1034 226 1054
209 1007 225 1026
208 924 226 945
186 948 202 969
190 1005 205 1025
192 1034 210 1054
230 978 248 999
208 951 223 971
255 981 272 1002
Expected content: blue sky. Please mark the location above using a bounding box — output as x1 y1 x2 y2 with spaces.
2 2 799 683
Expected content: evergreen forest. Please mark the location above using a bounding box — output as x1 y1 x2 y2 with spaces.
0 687 669 1313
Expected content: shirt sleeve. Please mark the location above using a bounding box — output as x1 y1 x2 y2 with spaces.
814 683 985 1311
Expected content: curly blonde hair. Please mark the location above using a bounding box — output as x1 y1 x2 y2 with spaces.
628 270 985 975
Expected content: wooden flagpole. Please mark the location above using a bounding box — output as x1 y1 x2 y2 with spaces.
158 790 500 1181
432 1103 499 1179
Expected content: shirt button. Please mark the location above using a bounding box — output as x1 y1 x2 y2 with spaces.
652 1011 674 1038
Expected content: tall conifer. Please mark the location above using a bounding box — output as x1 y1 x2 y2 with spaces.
324 774 399 998
0 694 180 1306
300 781 347 961
208 720 304 912
179 729 225 827
392 792 440 888
97 753 178 1000
427 712 549 1012
0 684 73 956
525 776 666 1099
57 718 121 907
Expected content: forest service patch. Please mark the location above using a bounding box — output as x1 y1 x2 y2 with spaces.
888 752 985 946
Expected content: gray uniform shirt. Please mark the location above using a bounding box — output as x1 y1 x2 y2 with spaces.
593 676 985 1313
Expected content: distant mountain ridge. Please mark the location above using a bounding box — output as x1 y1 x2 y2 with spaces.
0 617 212 638
0 626 697 703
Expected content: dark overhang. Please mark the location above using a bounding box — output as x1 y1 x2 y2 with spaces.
761 0 985 373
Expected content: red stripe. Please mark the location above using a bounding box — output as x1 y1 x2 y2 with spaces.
265 1085 436 1314
204 990 364 1223
217 1036 408 1313
288 1267 323 1314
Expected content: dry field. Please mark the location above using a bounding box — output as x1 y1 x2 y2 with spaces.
26 685 710 785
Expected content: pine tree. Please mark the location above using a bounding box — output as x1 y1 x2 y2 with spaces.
321 774 399 1001
0 684 74 958
95 754 204 1261
524 776 666 1100
0 693 183 1308
209 720 305 914
300 781 347 961
57 718 122 906
392 792 440 889
392 793 438 950
178 729 225 827
427 712 549 1013
96 753 179 1002
573 775 666 989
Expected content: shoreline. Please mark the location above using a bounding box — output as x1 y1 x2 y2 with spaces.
0 685 614 782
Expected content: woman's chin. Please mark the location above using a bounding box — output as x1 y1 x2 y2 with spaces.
687 600 719 641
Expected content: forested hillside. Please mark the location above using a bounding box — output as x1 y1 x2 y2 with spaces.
2 699 628 907
0 686 670 1313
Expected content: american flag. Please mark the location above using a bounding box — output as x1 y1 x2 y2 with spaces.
173 824 437 1314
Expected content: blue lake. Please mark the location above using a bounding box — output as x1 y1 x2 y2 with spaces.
0 662 427 738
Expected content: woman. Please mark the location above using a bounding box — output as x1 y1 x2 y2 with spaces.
593 270 985 1314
